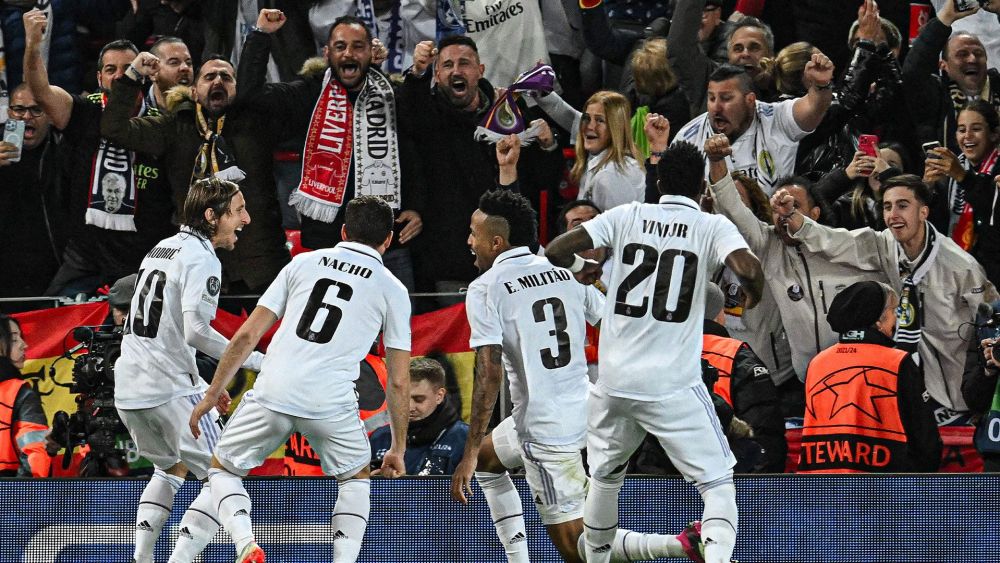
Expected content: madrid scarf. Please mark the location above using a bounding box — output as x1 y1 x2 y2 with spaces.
894 223 940 363
290 67 401 223
0 1 53 122
86 93 157 232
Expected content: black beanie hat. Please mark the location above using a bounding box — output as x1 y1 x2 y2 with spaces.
827 281 887 333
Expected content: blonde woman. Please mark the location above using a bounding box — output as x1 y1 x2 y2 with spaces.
537 90 646 210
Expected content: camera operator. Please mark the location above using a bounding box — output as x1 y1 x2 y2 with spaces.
0 314 51 477
107 273 137 327
962 304 1000 471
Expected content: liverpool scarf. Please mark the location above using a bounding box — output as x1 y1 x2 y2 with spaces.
894 224 940 363
949 148 999 250
290 67 401 223
86 93 158 231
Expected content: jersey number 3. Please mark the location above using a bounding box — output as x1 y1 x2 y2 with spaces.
615 244 698 322
296 279 354 343
532 297 571 369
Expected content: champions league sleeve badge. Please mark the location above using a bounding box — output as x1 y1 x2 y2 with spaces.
207 276 221 297
474 63 556 146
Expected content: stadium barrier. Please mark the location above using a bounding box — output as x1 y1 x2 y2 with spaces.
2 474 997 562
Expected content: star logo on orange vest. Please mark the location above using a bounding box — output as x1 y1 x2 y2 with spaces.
807 366 897 423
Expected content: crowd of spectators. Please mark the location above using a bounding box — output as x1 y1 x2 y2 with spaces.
2 0 1000 475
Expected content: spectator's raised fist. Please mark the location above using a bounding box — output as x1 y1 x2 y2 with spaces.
704 133 732 162
770 188 797 219
644 113 670 152
130 52 160 78
803 52 835 90
372 38 388 67
256 8 286 33
22 9 47 47
496 134 521 167
412 41 437 76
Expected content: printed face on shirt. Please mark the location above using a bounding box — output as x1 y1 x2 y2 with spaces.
409 378 445 422
5 321 27 370
152 41 193 90
727 26 769 74
8 87 50 150
581 102 611 155
194 59 237 116
882 186 929 247
97 48 138 93
468 209 506 272
435 44 484 111
325 22 372 92
941 35 987 96
956 108 999 166
102 173 126 213
707 77 756 140
210 190 251 251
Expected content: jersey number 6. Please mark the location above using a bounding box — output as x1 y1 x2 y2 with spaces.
614 244 698 323
296 278 354 343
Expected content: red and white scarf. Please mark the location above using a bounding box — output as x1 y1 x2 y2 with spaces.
290 67 400 222
950 148 999 249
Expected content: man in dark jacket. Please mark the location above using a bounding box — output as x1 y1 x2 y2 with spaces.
99 49 293 292
0 84 68 297
902 0 1000 152
237 10 424 290
370 357 468 476
24 12 175 297
399 35 563 298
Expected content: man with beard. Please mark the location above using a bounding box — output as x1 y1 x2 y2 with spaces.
0 84 70 297
674 61 834 195
902 0 1000 152
146 36 193 110
668 0 777 115
399 36 562 303
237 9 423 290
774 173 999 420
23 10 174 297
99 40 292 293
701 132 886 410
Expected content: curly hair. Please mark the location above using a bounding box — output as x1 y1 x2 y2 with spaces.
477 190 538 248
655 141 705 200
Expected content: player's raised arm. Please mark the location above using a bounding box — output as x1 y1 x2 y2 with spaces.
451 344 504 504
724 248 764 310
189 305 277 438
545 227 602 285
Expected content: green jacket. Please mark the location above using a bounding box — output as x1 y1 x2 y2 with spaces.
100 76 293 291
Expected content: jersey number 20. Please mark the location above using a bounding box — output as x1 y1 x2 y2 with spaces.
296 279 354 343
615 244 698 322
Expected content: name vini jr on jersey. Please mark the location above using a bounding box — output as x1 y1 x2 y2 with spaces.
642 219 689 239
502 268 572 294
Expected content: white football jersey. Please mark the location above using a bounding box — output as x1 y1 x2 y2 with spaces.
116 229 219 409
467 249 604 445
253 242 411 419
582 196 748 400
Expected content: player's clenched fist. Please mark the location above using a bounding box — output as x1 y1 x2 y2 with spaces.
704 133 732 162
412 41 437 76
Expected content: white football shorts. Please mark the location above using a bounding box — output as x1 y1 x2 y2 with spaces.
117 392 222 480
587 383 736 485
492 416 588 525
214 390 370 479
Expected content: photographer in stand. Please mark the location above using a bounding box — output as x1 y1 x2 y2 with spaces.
963 302 1000 471
0 314 51 477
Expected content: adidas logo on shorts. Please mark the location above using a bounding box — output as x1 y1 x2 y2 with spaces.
509 532 526 544
333 530 348 541
593 544 612 553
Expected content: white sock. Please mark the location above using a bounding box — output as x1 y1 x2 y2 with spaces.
475 471 529 563
577 527 682 562
134 470 183 563
699 478 738 563
168 482 221 563
331 478 371 563
583 475 623 563
208 468 255 554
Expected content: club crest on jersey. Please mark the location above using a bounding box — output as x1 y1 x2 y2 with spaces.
207 276 221 296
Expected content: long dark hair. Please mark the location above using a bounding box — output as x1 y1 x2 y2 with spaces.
0 314 20 360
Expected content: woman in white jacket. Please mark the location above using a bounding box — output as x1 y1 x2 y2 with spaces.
538 90 646 210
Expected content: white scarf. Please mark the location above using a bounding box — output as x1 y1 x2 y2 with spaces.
0 1 53 123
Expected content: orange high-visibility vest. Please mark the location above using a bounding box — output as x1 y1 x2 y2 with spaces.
702 334 743 408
